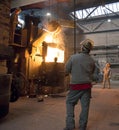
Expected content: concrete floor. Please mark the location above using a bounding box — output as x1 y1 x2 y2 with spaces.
0 81 119 130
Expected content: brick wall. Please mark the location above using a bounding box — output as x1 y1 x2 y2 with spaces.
0 0 10 45
0 0 11 74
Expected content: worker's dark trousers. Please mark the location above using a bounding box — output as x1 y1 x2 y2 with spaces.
65 88 91 129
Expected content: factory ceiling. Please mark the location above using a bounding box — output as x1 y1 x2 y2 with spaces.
11 0 119 33
11 0 119 11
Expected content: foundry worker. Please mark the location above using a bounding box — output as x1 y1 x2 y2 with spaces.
51 57 59 86
64 39 95 130
102 62 111 89
10 7 22 43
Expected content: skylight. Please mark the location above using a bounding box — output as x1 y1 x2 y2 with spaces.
71 2 119 20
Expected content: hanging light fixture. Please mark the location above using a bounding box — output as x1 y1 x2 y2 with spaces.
44 0 61 34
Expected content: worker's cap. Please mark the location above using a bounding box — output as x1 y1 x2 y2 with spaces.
15 7 22 13
80 39 94 50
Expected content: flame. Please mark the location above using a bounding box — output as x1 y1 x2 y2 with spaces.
32 21 64 63
45 47 64 63
43 30 64 63
44 33 53 43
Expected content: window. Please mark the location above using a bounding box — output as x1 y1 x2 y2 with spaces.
71 2 119 20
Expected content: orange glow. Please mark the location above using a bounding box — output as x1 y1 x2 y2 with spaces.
43 30 64 63
32 23 64 63
45 47 64 63
44 33 54 43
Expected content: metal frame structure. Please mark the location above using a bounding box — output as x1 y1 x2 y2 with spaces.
70 2 119 34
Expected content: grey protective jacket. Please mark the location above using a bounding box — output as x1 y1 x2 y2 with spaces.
65 52 95 84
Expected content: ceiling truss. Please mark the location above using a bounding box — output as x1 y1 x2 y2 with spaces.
71 4 119 34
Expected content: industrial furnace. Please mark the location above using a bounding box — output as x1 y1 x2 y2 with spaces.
26 21 66 96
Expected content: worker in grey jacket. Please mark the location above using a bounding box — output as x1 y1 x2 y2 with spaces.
64 39 95 130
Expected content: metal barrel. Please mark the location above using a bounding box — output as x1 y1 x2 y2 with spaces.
0 74 12 118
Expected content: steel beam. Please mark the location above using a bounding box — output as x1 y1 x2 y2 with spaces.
11 0 47 8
